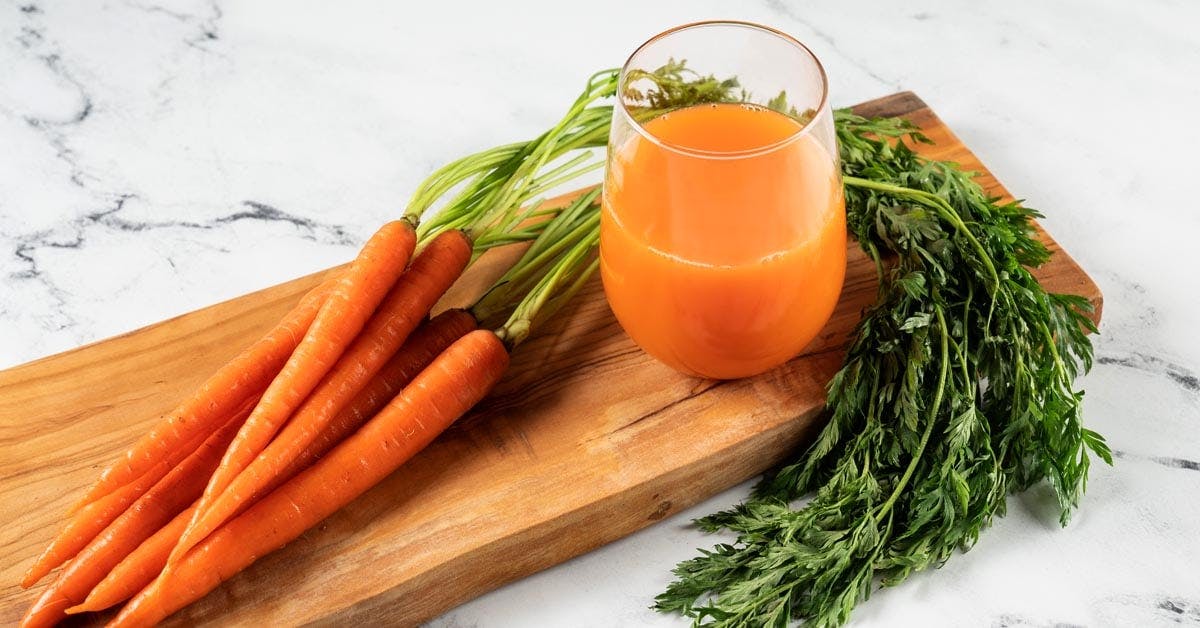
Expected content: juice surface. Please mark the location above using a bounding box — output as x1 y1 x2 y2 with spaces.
600 103 846 379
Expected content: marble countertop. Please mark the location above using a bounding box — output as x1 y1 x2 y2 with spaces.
2 0 1198 625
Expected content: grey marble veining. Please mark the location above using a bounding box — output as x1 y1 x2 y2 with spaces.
1 0 1198 626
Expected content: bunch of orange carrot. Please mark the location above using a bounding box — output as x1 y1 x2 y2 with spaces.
18 188 602 627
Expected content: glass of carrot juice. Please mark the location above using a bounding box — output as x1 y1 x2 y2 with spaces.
601 21 845 380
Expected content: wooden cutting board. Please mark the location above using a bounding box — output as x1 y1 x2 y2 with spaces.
0 92 1101 626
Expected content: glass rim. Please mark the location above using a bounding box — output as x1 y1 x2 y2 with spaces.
616 20 831 160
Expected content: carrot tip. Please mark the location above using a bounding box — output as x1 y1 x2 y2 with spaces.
64 604 88 615
20 571 39 589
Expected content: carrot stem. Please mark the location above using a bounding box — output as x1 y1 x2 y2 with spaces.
471 188 600 323
409 71 617 248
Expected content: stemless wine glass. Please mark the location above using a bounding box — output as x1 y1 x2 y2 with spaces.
600 21 845 380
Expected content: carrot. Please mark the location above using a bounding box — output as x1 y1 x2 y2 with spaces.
71 310 475 616
67 278 335 516
25 279 332 588
19 424 212 589
19 402 251 628
279 308 477 489
110 329 510 627
169 220 416 568
67 504 194 614
170 231 469 560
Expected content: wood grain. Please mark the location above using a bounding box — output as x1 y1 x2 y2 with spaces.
0 92 1102 627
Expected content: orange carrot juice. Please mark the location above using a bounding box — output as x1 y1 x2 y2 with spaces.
600 103 845 379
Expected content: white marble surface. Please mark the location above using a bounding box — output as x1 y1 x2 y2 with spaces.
2 0 1198 625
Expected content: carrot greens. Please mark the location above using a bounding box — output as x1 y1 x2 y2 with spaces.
652 108 1111 628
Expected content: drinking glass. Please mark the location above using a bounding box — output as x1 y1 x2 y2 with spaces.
600 21 845 379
